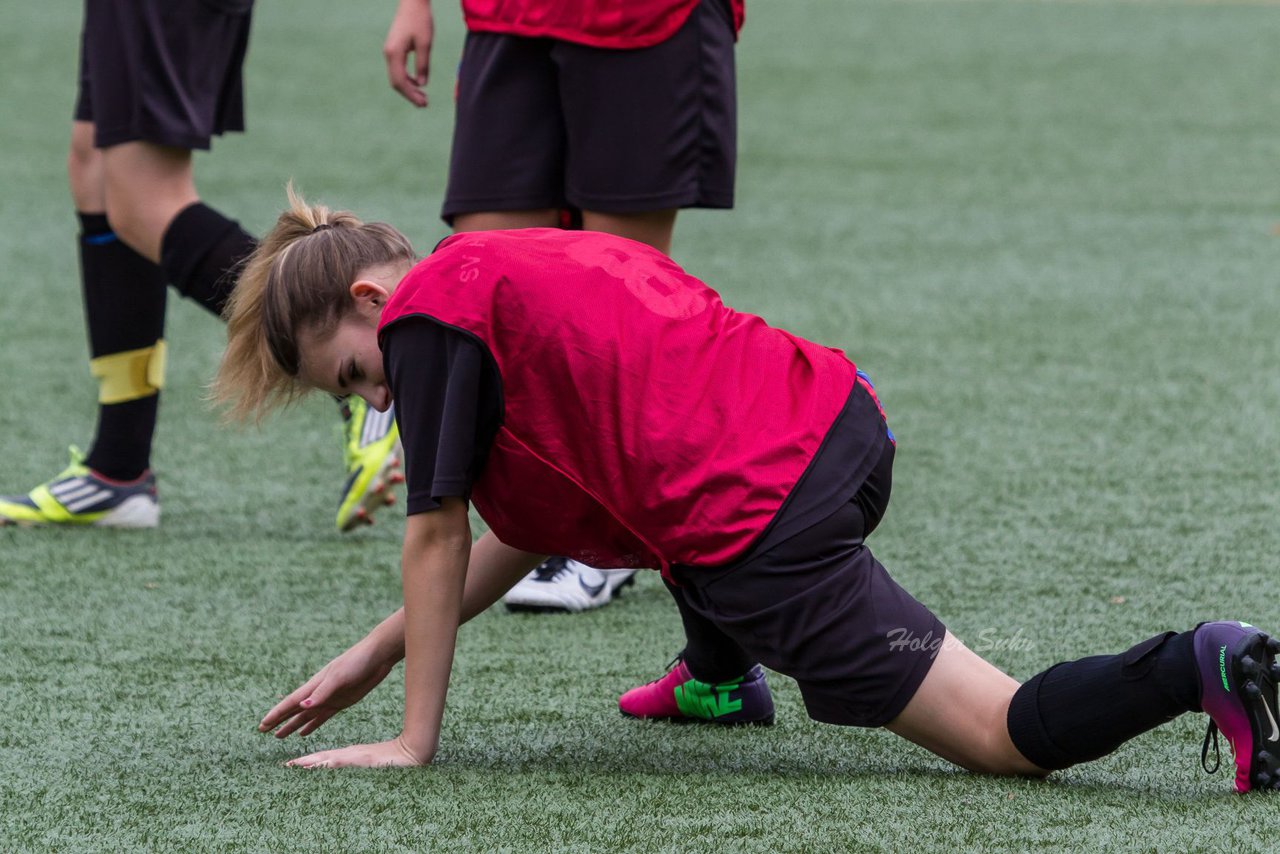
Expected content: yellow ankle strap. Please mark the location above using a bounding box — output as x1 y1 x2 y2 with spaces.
89 340 166 404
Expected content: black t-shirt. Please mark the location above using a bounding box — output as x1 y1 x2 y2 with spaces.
383 318 891 558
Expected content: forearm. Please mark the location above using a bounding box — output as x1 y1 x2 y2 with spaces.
359 607 407 664
353 533 543 672
399 502 471 761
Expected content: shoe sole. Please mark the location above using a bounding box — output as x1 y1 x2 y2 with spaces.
504 569 638 613
504 597 607 614
1230 631 1280 792
605 571 638 595
619 709 776 727
0 495 158 528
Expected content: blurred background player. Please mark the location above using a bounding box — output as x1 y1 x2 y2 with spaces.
0 0 400 532
381 0 745 611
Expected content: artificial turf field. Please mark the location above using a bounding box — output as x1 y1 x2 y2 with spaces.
3 0 1280 850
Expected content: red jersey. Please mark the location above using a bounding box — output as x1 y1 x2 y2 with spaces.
378 229 857 576
462 0 745 49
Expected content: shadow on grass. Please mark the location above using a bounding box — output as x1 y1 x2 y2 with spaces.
250 722 1230 803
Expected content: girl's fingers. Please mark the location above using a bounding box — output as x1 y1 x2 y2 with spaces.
285 740 421 769
289 746 359 769
272 711 316 739
286 749 332 769
296 710 336 737
260 681 320 730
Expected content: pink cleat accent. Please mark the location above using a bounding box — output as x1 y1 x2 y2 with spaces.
1195 621 1280 792
619 658 774 725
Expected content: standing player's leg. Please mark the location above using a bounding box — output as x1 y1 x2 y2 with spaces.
560 0 737 255
504 2 737 611
0 0 400 529
0 120 175 527
104 138 402 535
0 1 247 527
438 31 639 610
441 32 565 232
504 0 739 608
499 212 677 608
102 140 254 319
453 211 561 232
580 210 677 258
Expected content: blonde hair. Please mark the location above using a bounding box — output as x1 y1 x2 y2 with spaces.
212 185 416 421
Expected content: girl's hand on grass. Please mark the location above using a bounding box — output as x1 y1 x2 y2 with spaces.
259 644 395 739
285 735 431 769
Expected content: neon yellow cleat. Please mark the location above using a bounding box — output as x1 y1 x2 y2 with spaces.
0 447 158 528
336 397 403 532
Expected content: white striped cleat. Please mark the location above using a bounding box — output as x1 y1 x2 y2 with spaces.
336 396 404 532
0 446 158 528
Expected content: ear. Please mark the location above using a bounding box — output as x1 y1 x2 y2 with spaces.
349 280 392 319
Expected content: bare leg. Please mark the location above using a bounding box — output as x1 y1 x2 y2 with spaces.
453 210 560 233
885 631 1047 777
101 141 199 263
452 209 678 257
67 121 105 212
582 209 678 256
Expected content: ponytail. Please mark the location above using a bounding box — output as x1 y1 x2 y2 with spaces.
212 184 416 421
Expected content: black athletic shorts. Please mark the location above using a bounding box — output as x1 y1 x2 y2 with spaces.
74 0 253 150
442 0 737 222
671 443 947 728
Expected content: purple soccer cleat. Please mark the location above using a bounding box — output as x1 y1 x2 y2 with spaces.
619 658 775 726
1195 621 1280 793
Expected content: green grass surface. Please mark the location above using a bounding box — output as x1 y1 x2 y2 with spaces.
3 1 1280 850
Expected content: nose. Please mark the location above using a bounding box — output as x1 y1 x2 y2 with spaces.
363 383 392 413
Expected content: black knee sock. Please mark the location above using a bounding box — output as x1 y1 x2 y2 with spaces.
159 202 257 318
1006 630 1201 771
78 213 167 481
664 579 757 683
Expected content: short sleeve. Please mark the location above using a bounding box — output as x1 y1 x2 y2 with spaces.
382 317 500 515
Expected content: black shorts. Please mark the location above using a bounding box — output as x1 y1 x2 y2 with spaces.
442 0 737 222
672 443 946 728
74 0 253 150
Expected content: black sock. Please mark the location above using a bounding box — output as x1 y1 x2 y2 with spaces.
1006 630 1200 771
159 202 257 318
78 212 167 481
664 579 757 683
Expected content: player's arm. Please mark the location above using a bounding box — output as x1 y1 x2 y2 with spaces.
397 520 546 763
270 505 544 768
257 526 541 745
276 499 471 768
395 497 472 764
260 320 525 763
384 0 434 107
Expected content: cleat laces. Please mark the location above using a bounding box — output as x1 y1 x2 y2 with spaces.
1202 722 1222 775
533 556 573 582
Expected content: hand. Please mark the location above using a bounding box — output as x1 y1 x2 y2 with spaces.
286 735 432 769
259 643 396 739
384 0 434 107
